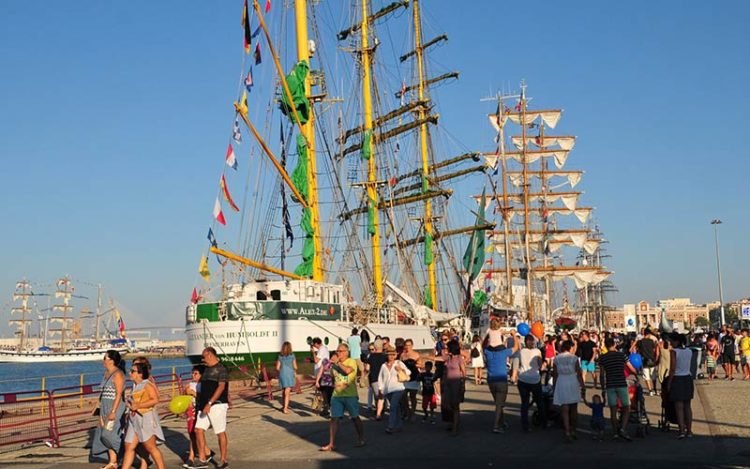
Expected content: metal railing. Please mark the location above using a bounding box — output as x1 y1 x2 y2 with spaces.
0 365 314 454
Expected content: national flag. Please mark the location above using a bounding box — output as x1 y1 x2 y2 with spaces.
244 67 254 92
254 42 262 65
220 174 240 212
207 227 217 247
199 254 211 282
279 119 294 249
225 143 238 170
265 0 271 13
232 119 242 144
514 100 522 111
242 0 252 54
191 287 199 304
213 198 226 225
115 310 125 337
462 188 487 283
237 90 249 116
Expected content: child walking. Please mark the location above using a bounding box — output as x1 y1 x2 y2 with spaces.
419 361 437 424
583 390 606 441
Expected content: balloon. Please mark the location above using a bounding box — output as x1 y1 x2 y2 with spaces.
531 321 545 339
628 353 643 370
517 322 531 337
169 395 192 415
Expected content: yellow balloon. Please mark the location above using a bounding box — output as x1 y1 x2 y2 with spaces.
169 395 192 415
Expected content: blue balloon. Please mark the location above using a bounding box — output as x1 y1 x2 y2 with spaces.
629 353 643 370
517 322 531 336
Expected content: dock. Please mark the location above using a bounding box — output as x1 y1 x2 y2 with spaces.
1 376 748 468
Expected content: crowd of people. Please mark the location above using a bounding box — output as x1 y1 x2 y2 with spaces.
90 324 749 467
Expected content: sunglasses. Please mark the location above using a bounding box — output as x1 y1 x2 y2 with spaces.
129 369 138 373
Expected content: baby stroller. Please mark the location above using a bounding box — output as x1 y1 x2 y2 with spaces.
657 381 678 431
532 384 560 428
615 380 649 437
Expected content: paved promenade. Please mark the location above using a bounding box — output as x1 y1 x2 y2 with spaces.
2 377 748 468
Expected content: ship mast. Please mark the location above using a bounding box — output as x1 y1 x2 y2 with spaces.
360 0 384 305
50 276 75 351
519 82 534 321
10 279 33 351
294 0 323 282
411 0 437 308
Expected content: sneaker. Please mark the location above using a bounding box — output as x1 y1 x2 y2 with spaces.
215 463 230 469
430 418 436 425
182 461 194 469
492 427 505 434
206 451 216 463
678 432 687 440
618 429 632 442
686 432 694 439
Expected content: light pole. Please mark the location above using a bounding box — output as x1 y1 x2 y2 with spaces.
710 219 725 326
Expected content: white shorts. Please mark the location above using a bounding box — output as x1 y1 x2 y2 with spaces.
195 403 228 434
642 366 656 381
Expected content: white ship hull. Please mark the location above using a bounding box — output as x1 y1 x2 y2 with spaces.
0 346 129 363
186 319 435 365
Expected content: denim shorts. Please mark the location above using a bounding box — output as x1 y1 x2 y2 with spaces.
330 396 360 419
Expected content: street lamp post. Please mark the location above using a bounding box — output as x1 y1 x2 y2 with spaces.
710 219 725 326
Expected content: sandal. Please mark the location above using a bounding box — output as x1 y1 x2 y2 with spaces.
319 444 335 452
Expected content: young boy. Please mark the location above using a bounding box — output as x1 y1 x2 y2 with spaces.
583 390 606 441
419 361 437 424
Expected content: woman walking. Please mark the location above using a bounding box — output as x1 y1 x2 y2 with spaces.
470 335 484 385
315 351 337 417
276 341 298 414
90 350 126 469
377 345 410 433
667 332 694 439
442 339 466 436
553 340 584 442
122 362 165 469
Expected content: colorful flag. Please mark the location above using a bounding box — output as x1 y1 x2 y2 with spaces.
254 42 262 65
265 0 271 13
207 227 217 247
251 26 261 39
225 143 237 170
213 198 226 225
242 0 252 54
232 119 242 144
244 67 254 92
115 310 125 337
220 174 240 212
191 287 199 304
238 90 248 116
400 79 407 105
199 254 211 282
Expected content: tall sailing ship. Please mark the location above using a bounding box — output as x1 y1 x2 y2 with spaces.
0 277 129 363
474 83 613 333
185 0 488 367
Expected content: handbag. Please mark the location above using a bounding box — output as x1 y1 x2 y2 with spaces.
471 347 480 358
396 364 410 383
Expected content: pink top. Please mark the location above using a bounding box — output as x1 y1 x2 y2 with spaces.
487 329 504 347
445 355 463 380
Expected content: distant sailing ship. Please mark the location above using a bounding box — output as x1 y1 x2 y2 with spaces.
0 277 129 363
185 0 487 367
473 83 613 333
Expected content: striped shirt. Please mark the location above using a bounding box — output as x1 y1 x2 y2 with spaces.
599 351 629 389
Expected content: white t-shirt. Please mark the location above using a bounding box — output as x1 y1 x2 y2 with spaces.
314 345 330 374
518 348 542 384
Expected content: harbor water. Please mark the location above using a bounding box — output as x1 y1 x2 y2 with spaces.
0 356 191 394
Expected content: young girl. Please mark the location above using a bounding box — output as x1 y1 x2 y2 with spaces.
470 335 484 385
315 351 337 417
276 341 298 414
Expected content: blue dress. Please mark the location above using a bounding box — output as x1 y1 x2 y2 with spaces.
278 355 296 389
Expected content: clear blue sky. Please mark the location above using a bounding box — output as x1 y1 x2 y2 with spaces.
1 1 748 334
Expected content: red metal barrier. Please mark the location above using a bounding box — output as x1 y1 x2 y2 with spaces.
0 390 56 451
0 366 315 453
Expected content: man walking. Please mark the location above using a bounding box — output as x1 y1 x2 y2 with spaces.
193 347 229 468
636 328 659 395
599 338 636 441
320 343 365 451
577 330 598 388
